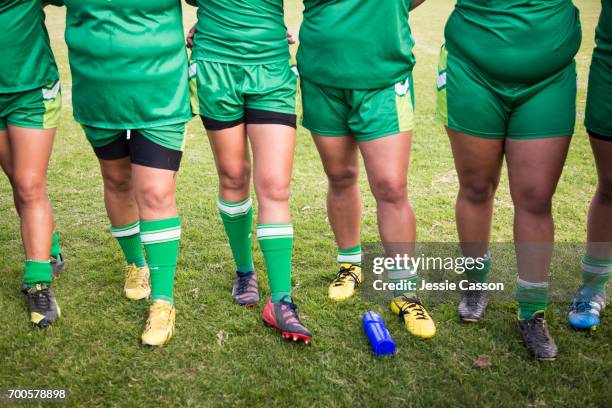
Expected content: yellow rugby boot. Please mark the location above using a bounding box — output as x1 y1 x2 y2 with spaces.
141 300 175 346
328 264 362 301
390 295 436 339
124 263 151 300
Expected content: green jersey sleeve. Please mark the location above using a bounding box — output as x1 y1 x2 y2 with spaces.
190 0 289 65
297 0 416 90
0 0 59 93
63 0 192 129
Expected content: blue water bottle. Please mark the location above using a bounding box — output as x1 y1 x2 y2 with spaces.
362 311 396 356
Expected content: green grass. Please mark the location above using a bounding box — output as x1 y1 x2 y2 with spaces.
1 1 610 406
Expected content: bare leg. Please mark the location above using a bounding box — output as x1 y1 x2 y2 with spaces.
586 137 612 259
447 128 504 258
98 157 139 226
207 124 251 203
8 125 55 260
312 135 361 249
359 132 415 256
506 136 571 283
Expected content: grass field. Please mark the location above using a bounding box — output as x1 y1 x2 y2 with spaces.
1 1 610 406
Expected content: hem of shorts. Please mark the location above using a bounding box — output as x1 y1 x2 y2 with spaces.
4 121 54 130
301 123 350 137
74 115 192 130
0 77 60 94
507 130 574 139
245 105 296 116
299 72 413 91
585 125 612 138
446 125 505 139
191 56 290 66
200 112 245 123
357 128 409 142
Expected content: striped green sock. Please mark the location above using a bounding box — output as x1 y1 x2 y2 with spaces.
465 253 492 283
141 217 181 303
218 196 254 274
337 244 362 266
389 264 418 298
516 278 549 319
581 255 612 293
110 221 146 267
23 260 52 286
257 224 293 302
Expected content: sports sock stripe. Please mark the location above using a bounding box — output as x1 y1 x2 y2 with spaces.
218 197 253 216
110 221 140 238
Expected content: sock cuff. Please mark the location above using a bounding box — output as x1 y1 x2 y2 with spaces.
140 217 181 244
218 196 253 216
582 254 612 274
256 224 293 240
517 277 549 289
389 266 417 280
23 260 52 284
337 245 362 263
110 221 140 238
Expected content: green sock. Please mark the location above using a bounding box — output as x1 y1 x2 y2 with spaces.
257 224 293 302
50 231 61 259
389 265 418 298
516 278 549 319
23 260 53 286
141 217 181 303
465 253 492 283
337 244 362 266
110 221 146 267
218 196 254 274
581 254 612 293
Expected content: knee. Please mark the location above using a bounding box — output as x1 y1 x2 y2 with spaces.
257 176 290 204
219 162 250 192
512 187 553 216
103 170 132 194
595 177 612 205
459 181 497 205
137 182 175 211
371 177 407 205
326 166 359 190
13 174 47 206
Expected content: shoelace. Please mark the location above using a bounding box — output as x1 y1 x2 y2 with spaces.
523 316 550 345
125 265 143 287
31 286 50 310
237 273 253 293
397 295 427 320
571 300 592 313
464 290 482 307
148 303 172 329
332 266 359 287
279 296 303 324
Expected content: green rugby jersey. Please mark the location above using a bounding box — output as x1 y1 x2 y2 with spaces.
297 0 416 90
445 0 582 83
0 0 58 93
594 0 612 64
187 0 289 64
51 0 191 128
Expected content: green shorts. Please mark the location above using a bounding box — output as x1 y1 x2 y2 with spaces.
190 60 297 129
300 74 415 142
82 123 186 152
0 81 61 130
585 56 612 139
436 46 577 139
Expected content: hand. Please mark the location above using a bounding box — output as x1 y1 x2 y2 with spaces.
186 25 196 49
287 32 296 45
